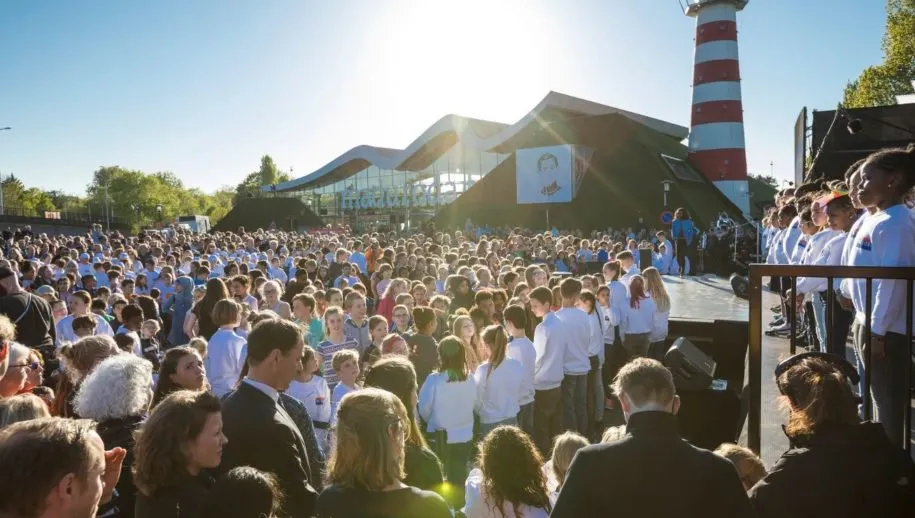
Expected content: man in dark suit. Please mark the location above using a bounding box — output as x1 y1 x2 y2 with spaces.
220 318 317 517
552 358 754 518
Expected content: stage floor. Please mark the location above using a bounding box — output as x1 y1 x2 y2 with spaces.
664 275 788 465
664 274 748 322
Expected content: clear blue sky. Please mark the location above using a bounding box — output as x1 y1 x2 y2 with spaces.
0 0 887 195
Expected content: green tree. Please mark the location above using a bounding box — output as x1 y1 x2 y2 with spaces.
749 174 779 188
843 0 915 107
259 154 278 186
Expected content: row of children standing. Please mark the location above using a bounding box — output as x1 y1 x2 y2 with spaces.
763 144 915 447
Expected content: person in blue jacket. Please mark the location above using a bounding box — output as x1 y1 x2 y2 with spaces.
670 208 696 277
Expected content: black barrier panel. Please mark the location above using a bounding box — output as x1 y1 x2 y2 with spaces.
748 264 915 455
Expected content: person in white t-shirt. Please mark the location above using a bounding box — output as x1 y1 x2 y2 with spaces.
554 278 592 437
474 325 525 436
621 275 656 359
847 145 915 447
286 345 332 451
504 305 536 437
330 349 361 425
205 299 247 398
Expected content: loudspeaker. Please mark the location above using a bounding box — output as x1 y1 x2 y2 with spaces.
664 337 717 391
639 249 653 270
730 273 749 299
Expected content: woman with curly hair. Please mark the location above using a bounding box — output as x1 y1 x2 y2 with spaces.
463 425 551 517
151 347 207 408
134 390 226 518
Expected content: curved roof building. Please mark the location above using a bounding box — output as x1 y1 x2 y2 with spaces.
267 91 688 193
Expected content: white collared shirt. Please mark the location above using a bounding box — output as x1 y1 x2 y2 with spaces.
243 377 280 402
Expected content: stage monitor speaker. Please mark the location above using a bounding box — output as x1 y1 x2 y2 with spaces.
730 273 749 300
639 249 653 270
664 337 716 391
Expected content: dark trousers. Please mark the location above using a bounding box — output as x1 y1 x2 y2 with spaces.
431 431 472 508
853 326 910 449
676 237 688 274
533 387 562 457
826 294 854 357
518 402 534 437
561 374 588 435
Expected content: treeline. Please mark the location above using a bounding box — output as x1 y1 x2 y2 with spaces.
2 154 291 230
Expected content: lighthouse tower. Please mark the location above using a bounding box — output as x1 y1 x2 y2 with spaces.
686 0 750 215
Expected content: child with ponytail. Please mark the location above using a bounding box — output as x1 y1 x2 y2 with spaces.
474 324 525 437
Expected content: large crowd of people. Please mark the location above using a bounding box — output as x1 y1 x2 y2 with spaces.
0 144 913 517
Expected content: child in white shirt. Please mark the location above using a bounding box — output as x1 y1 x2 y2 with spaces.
330 349 361 424
286 345 332 452
621 275 656 359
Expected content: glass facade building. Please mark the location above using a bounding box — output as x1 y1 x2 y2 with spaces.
284 143 510 230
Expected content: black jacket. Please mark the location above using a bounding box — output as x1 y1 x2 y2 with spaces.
219 382 318 518
749 422 915 518
551 411 754 518
135 474 213 518
97 415 144 518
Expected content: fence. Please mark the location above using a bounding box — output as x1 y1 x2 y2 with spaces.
0 205 128 229
747 264 915 455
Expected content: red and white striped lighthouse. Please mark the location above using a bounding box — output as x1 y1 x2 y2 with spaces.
686 0 750 215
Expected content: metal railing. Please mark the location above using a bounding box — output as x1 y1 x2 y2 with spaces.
748 264 915 454
0 206 128 228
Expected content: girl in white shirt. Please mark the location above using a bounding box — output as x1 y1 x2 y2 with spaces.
576 290 605 435
204 299 247 398
475 325 525 436
847 145 915 447
286 345 332 452
621 275 656 359
419 336 477 500
642 267 671 361
463 426 551 518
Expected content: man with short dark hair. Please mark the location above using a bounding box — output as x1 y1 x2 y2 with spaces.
552 358 753 517
0 418 125 518
219 318 317 517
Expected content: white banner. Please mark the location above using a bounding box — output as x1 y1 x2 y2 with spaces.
516 145 573 204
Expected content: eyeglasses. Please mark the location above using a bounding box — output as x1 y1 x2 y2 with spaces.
10 362 40 370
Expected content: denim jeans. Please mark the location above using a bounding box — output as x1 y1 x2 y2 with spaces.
534 387 562 457
561 374 588 435
811 294 827 352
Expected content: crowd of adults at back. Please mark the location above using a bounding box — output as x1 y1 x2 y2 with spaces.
0 144 913 518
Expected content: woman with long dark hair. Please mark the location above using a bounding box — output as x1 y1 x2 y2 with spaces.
463 425 551 517
134 390 226 518
184 278 230 340
151 347 207 408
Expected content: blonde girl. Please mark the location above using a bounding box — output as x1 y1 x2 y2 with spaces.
642 267 671 360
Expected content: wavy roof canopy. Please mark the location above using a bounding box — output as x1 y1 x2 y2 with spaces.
269 91 688 192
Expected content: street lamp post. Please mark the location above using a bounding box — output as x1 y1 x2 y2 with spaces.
661 180 674 207
156 204 163 224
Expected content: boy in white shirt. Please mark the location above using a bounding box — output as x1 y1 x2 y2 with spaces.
504 304 537 437
530 285 565 457
616 251 639 286
330 349 361 423
554 278 593 437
